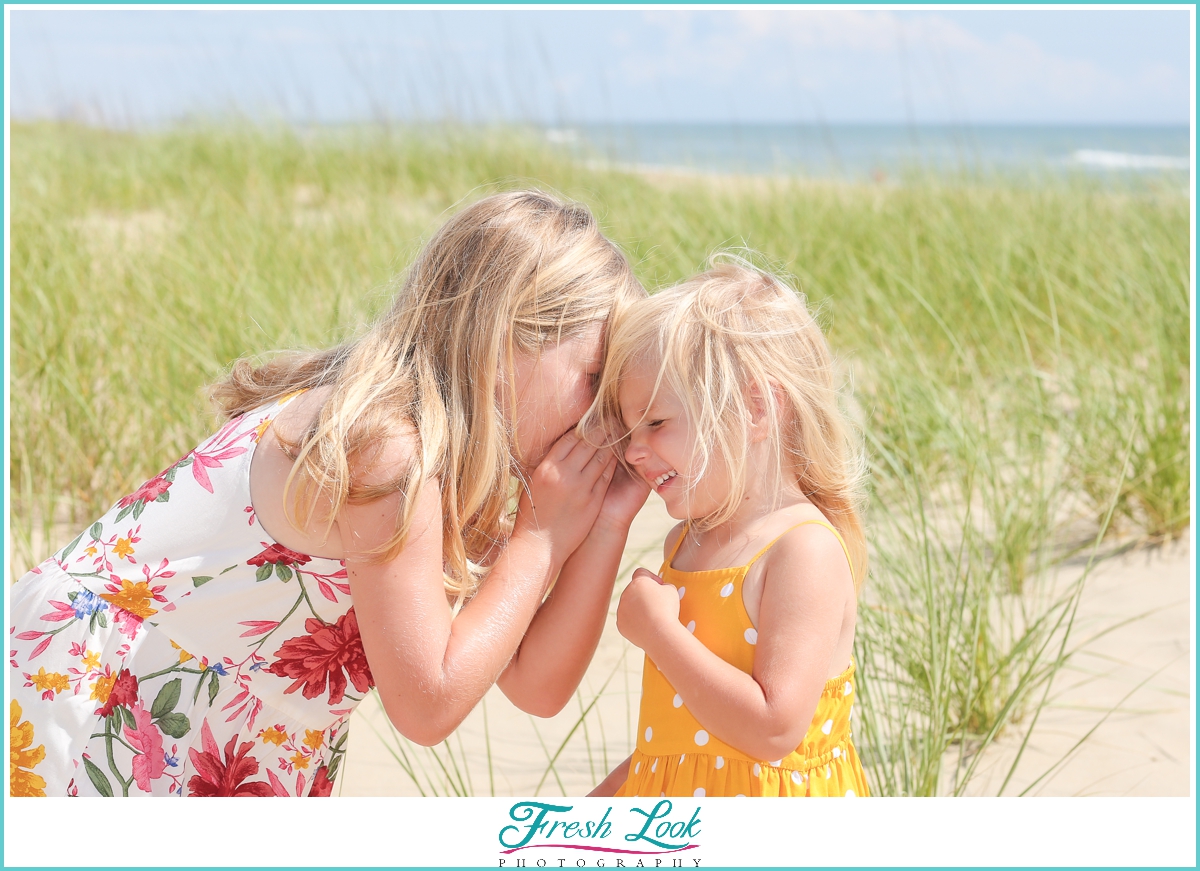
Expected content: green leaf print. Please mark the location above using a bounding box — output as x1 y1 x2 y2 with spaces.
156 491 170 503
255 564 273 583
192 576 213 588
275 564 293 582
83 757 114 797
207 670 220 706
151 678 182 719
220 564 239 575
133 501 146 521
89 521 103 541
119 706 137 731
60 530 85 561
156 712 191 739
115 504 134 524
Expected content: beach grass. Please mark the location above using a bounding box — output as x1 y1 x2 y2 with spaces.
8 121 1190 795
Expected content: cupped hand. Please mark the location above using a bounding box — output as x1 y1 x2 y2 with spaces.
594 462 651 534
514 430 617 561
616 567 681 650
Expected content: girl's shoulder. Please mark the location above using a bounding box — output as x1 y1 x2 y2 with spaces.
754 505 854 588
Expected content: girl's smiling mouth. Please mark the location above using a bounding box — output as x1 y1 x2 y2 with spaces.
652 469 678 490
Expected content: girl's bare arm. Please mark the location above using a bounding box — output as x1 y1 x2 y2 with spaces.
498 464 649 716
345 431 616 746
617 524 852 761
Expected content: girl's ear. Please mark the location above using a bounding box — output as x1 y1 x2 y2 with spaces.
746 379 785 444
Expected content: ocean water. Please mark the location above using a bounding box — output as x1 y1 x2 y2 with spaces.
543 124 1191 182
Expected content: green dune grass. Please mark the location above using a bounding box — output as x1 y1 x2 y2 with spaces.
8 122 1190 794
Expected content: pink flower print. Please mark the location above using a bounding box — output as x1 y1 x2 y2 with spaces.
117 474 172 510
125 703 166 792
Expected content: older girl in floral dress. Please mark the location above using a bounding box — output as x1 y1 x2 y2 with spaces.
9 190 649 797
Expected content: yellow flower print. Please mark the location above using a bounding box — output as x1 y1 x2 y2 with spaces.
112 537 135 560
10 700 47 797
290 752 310 770
99 579 158 619
259 726 287 746
303 730 324 752
80 650 101 672
170 640 194 665
84 546 98 557
29 668 70 696
90 670 118 704
252 418 272 443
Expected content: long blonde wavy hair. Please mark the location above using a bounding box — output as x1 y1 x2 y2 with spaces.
211 190 645 599
582 255 868 590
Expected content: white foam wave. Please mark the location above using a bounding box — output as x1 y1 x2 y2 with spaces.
1072 150 1190 171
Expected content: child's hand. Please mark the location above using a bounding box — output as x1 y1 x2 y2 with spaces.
515 431 617 561
594 462 651 534
617 567 681 650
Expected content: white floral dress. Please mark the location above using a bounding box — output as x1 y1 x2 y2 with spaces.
9 392 372 797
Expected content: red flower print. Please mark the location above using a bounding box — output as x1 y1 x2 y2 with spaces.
96 668 138 717
267 609 374 706
117 474 171 509
247 544 312 568
308 765 334 797
186 721 274 797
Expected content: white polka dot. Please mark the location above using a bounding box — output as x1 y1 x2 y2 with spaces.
843 681 853 696
645 726 653 742
821 719 833 735
694 730 709 746
848 704 854 720
651 759 658 773
752 763 761 777
678 587 686 600
719 582 734 597
672 693 683 708
824 765 831 779
791 770 803 784
744 627 758 645
680 754 686 764
832 747 842 759
715 756 724 769
686 620 696 634
634 762 641 774
736 793 746 797
769 759 782 767
660 791 665 797
693 787 705 797
845 788 856 797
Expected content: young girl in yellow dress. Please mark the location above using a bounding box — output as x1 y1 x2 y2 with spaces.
584 257 870 798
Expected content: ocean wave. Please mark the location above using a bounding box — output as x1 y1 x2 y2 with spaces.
1072 150 1190 171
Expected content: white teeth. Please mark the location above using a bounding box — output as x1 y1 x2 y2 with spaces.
654 470 678 487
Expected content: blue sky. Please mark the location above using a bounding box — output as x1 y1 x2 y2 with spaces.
8 8 1193 126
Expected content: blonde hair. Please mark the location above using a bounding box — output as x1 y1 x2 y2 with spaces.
211 190 645 599
583 255 868 590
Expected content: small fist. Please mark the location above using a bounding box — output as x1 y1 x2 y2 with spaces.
616 568 681 650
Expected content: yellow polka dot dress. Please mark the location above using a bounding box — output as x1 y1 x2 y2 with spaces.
615 520 869 798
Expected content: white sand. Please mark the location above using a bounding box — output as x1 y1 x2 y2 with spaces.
338 498 1192 797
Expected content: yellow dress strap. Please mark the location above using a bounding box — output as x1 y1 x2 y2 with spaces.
746 519 854 575
659 523 691 574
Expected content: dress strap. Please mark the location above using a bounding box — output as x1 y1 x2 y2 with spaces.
745 519 854 575
659 523 691 574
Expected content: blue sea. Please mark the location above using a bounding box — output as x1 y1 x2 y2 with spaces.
541 124 1191 183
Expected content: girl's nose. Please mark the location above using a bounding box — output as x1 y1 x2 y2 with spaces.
624 437 648 466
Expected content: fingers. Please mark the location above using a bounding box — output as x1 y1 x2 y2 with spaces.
631 567 664 585
547 428 582 462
